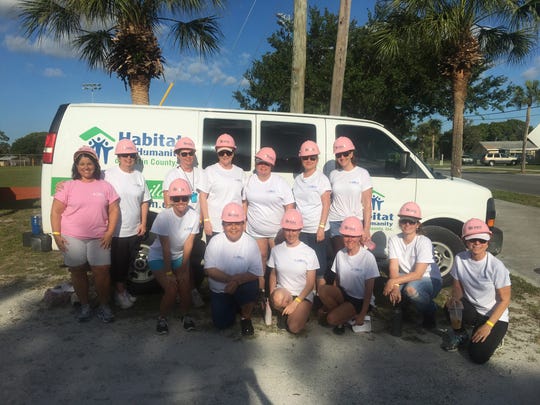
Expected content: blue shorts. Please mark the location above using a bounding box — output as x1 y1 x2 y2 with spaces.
63 235 111 267
329 221 342 238
210 280 258 329
149 257 183 273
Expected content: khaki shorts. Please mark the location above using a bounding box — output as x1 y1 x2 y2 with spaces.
62 235 111 267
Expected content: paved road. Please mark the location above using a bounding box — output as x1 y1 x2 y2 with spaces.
494 199 540 287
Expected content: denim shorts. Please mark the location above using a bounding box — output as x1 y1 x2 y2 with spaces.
149 257 184 274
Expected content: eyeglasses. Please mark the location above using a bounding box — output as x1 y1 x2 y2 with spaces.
179 151 195 157
218 150 233 157
171 196 190 203
301 156 317 161
119 153 137 159
467 238 488 244
399 219 418 225
335 151 351 159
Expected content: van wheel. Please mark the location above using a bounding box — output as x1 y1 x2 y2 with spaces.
423 226 465 287
127 234 161 295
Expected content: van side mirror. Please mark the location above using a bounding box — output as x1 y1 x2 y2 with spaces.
400 151 411 174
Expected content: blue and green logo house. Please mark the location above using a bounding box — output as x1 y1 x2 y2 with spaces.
79 127 116 164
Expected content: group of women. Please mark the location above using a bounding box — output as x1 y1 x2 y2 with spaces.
51 133 511 364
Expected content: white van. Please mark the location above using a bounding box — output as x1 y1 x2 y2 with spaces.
41 103 502 287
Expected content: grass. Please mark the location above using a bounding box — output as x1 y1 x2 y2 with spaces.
0 166 41 187
492 190 540 208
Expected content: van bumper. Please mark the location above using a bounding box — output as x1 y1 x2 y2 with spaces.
488 226 503 256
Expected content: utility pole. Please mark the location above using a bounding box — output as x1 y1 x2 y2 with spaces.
290 0 307 113
329 0 351 116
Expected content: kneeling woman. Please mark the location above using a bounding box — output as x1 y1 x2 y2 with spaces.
268 209 318 334
148 179 200 335
318 216 379 335
442 218 511 364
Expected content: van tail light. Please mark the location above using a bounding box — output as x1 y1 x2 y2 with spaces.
485 197 496 228
43 132 57 164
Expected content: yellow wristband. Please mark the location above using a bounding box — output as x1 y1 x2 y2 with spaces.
203 218 210 222
485 320 495 328
294 297 303 303
393 284 400 288
319 224 325 228
52 232 61 236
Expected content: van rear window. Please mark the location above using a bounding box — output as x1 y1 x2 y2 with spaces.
202 118 252 170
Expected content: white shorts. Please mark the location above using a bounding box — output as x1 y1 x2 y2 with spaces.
62 235 111 267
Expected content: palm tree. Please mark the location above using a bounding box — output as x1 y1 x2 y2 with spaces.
510 80 540 173
19 0 224 105
372 0 538 177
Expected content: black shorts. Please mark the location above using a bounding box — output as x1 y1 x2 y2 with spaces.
339 286 372 314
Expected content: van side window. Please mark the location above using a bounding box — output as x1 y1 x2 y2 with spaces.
336 124 427 178
261 121 316 173
202 118 252 170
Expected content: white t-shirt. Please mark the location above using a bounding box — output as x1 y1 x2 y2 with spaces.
204 232 263 293
292 170 331 233
104 166 151 237
163 166 204 213
451 251 511 322
331 248 380 303
148 207 199 261
199 163 246 233
328 166 372 222
387 234 442 280
245 173 295 238
267 241 319 299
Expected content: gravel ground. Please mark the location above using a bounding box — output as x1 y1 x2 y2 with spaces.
0 281 538 405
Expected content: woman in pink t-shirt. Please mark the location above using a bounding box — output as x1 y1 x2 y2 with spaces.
51 146 119 324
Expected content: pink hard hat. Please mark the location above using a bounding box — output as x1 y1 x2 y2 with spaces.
115 139 138 155
168 178 192 197
333 136 355 154
255 147 276 166
221 202 246 222
298 140 320 157
398 202 422 220
339 216 364 237
174 137 196 152
215 133 236 151
462 218 492 241
73 146 98 161
280 209 304 230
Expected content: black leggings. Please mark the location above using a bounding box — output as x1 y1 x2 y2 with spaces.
447 298 508 364
110 235 140 284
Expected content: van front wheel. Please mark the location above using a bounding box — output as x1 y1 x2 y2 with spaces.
423 226 465 287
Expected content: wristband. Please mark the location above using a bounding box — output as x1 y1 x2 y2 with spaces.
52 232 61 236
393 283 400 288
203 218 210 222
319 223 325 228
485 320 495 328
294 297 303 303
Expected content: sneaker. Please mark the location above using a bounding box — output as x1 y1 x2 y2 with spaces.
96 305 115 323
333 324 345 336
127 292 137 303
241 318 254 336
156 317 169 335
277 313 288 330
441 330 468 352
78 304 92 322
191 288 204 308
115 291 134 309
182 315 196 331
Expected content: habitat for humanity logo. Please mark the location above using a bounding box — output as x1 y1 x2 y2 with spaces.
371 190 394 230
79 127 116 164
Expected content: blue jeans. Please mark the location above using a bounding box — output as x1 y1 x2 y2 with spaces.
401 277 442 314
210 280 258 329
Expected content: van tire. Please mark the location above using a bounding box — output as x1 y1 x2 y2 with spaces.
423 226 465 287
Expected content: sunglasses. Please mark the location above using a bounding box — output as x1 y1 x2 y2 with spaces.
171 196 190 203
218 150 233 157
283 228 301 232
467 238 488 244
255 159 271 166
301 156 317 161
399 219 418 225
335 151 351 159
179 151 195 157
119 153 137 159
223 221 244 226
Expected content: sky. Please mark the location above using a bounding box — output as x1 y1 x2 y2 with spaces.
0 0 539 144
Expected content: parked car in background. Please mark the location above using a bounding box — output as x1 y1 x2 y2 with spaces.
462 154 474 165
481 152 518 166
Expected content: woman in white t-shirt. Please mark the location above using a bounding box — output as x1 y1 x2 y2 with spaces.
104 139 150 310
292 140 331 286
328 136 373 255
382 202 442 334
441 218 511 364
268 209 318 334
318 216 379 335
245 147 295 290
199 133 246 241
148 179 200 335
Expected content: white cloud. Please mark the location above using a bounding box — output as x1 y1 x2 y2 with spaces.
163 57 238 87
0 0 19 17
522 57 540 80
43 67 64 77
4 34 77 58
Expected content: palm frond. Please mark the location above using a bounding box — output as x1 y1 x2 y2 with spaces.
168 16 222 55
19 0 82 40
74 30 114 70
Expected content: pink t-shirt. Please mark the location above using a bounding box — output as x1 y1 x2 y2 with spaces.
54 179 119 239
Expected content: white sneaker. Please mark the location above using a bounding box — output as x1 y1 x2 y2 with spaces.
191 289 204 308
115 291 134 309
127 292 137 303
